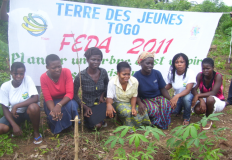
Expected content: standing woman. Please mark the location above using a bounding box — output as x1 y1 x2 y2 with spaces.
74 47 109 129
133 51 173 129
106 62 150 128
165 53 196 125
192 58 226 130
40 54 79 134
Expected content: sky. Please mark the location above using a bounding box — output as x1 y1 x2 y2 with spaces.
189 0 232 6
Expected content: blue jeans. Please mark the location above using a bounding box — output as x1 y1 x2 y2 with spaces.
44 99 79 134
173 93 193 120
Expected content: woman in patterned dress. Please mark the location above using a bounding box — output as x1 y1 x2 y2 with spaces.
106 62 150 128
133 51 174 129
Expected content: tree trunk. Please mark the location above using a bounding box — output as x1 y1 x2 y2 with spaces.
85 0 93 3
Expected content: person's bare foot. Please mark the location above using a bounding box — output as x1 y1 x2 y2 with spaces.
94 122 102 130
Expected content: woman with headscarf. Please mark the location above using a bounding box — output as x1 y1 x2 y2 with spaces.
74 47 109 130
133 51 173 129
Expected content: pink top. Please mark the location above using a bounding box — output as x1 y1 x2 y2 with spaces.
199 72 224 100
40 68 74 102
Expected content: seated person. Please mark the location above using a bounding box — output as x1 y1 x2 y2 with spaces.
134 51 173 130
106 62 150 128
40 54 78 134
192 58 226 130
165 53 196 125
74 47 109 129
226 80 232 106
0 62 42 144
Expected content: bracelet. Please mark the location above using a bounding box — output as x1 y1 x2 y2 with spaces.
57 103 62 107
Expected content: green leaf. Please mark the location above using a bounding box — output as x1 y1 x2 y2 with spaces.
167 137 176 148
153 128 166 137
208 113 223 118
134 136 140 148
104 138 114 145
139 135 149 142
113 126 130 133
209 117 219 121
194 139 200 147
118 138 124 145
144 131 150 137
190 126 198 138
121 128 129 137
111 139 117 148
152 132 160 141
183 127 190 140
202 119 207 127
199 145 204 152
129 136 135 145
187 138 195 148
174 140 182 147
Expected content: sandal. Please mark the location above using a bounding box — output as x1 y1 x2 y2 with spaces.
34 133 43 145
202 121 212 130
183 119 190 126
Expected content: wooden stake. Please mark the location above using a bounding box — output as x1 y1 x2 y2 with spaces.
71 116 80 160
71 32 84 133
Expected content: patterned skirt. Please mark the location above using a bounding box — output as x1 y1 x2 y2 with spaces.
113 102 151 128
142 96 172 129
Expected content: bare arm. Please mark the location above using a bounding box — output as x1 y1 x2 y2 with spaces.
106 98 116 118
191 73 206 109
131 97 137 116
13 95 38 109
0 0 8 21
174 83 194 98
160 87 171 100
196 74 222 98
11 95 38 118
2 104 22 135
170 83 194 108
165 83 172 90
2 104 17 127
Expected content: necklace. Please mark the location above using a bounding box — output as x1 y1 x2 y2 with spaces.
46 72 58 83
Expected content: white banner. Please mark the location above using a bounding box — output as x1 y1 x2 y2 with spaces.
9 0 222 86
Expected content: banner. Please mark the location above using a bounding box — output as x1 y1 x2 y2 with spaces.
9 0 222 86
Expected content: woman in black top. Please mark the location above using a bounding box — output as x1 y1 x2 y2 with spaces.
74 47 109 129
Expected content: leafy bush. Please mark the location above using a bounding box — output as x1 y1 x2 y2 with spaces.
105 125 164 160
0 134 18 157
167 113 225 160
222 21 232 36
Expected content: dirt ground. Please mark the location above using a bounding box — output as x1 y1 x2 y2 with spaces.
2 56 232 160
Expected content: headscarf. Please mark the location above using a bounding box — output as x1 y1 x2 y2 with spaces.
137 51 155 65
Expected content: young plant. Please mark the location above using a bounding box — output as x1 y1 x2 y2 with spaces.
0 134 18 157
105 125 163 160
167 113 225 159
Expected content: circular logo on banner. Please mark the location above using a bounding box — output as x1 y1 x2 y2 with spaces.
22 13 47 37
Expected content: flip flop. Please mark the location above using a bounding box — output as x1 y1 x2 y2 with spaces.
183 118 190 126
34 133 43 145
202 121 212 130
102 121 107 128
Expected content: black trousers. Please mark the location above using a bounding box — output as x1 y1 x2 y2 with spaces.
84 103 106 129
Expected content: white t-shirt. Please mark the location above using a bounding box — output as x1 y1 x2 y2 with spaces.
167 69 196 95
0 76 38 113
